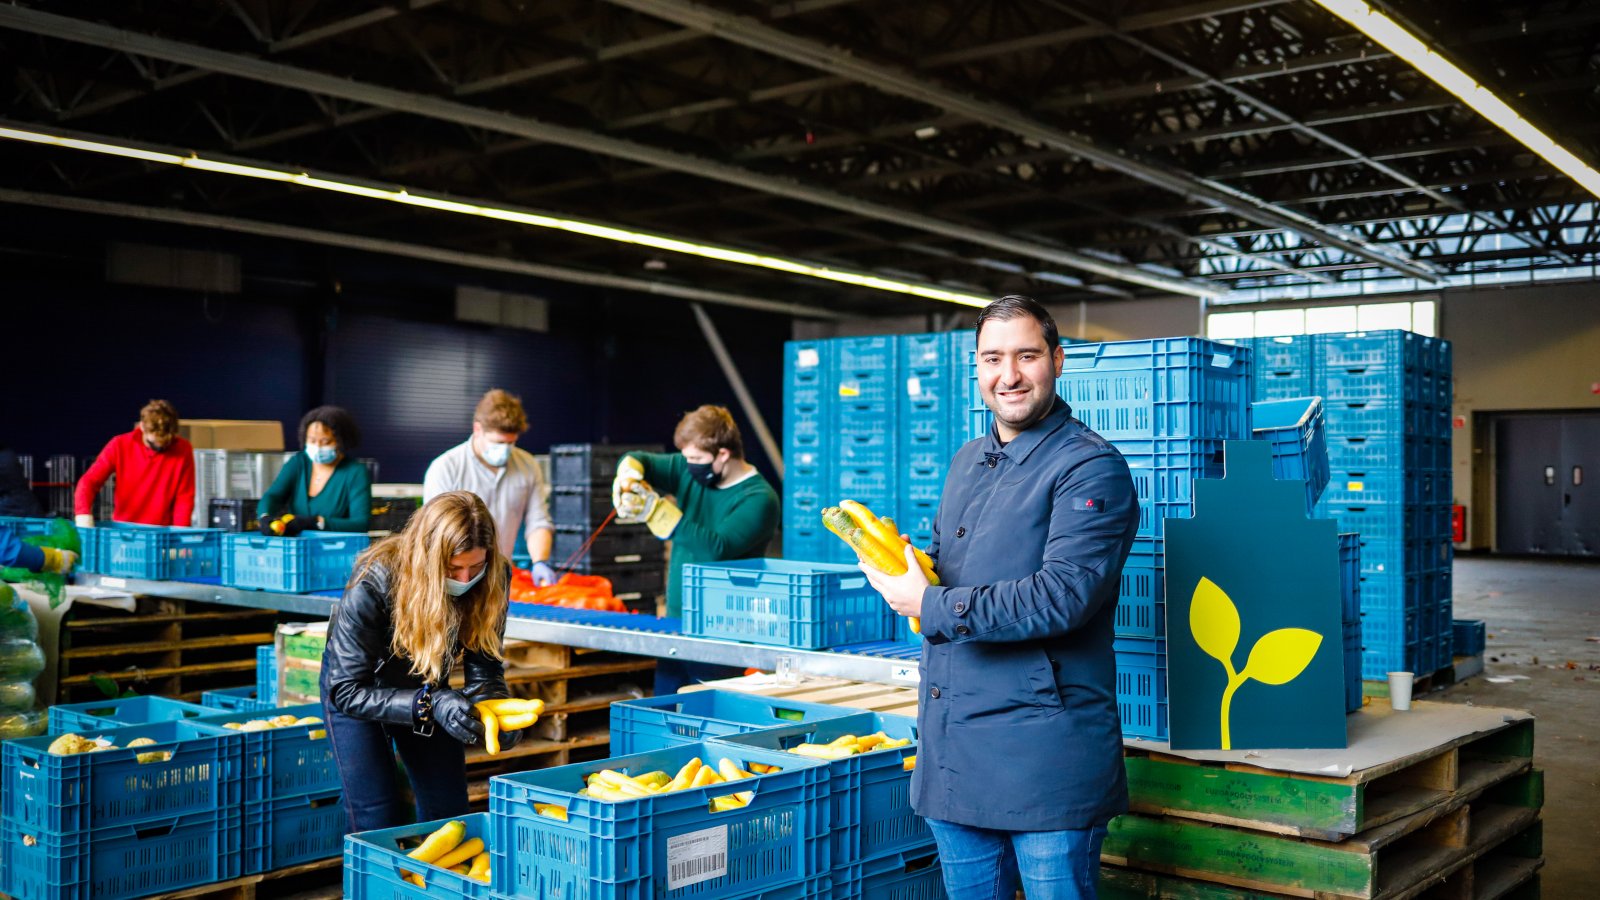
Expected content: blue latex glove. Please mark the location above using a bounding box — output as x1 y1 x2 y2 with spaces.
530 561 557 587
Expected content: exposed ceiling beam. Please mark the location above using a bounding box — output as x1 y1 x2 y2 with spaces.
0 4 1223 297
0 187 852 318
602 0 1440 282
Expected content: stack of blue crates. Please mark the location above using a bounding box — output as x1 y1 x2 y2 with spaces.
782 331 976 568
1250 331 1454 679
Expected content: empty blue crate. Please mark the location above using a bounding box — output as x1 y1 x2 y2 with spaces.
683 559 893 649
0 808 242 900
48 695 212 735
837 335 896 371
246 789 345 873
1321 398 1413 437
610 689 856 755
3 720 244 833
82 523 224 580
710 711 928 862
1125 440 1225 538
1115 563 1165 640
222 531 367 592
0 515 56 539
489 741 831 900
1313 330 1423 371
1116 647 1168 741
189 702 339 801
344 812 493 900
257 644 279 705
201 686 276 714
1247 335 1313 400
1055 337 1252 443
1453 619 1487 657
1252 396 1329 513
899 332 952 369
832 849 943 900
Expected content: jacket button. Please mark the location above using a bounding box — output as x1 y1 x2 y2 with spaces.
929 686 941 699
952 601 967 615
956 625 970 637
986 457 997 468
955 526 966 538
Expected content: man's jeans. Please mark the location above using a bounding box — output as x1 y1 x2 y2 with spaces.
927 817 1108 900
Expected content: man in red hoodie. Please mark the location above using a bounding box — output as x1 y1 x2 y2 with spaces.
73 399 197 527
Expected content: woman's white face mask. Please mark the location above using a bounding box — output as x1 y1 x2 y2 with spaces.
445 547 488 597
444 567 484 597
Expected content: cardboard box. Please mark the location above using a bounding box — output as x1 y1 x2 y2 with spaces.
181 419 285 451
277 622 326 704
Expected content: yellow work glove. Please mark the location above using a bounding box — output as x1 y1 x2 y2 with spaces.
643 494 682 539
611 456 646 513
40 548 79 574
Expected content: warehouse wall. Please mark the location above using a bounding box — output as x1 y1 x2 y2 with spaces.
1 215 791 489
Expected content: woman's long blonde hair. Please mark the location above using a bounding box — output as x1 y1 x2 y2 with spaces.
351 490 508 685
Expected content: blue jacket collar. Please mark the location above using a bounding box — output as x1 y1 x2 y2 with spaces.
982 396 1074 466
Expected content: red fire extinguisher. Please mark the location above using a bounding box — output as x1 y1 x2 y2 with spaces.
1452 505 1466 544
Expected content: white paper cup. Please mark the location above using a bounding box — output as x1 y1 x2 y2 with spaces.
1388 671 1415 710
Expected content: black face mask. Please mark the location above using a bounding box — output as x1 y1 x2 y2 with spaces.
145 439 167 453
686 459 720 487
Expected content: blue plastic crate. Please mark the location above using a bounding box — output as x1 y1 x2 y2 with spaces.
1325 433 1410 470
344 812 493 900
710 711 928 863
1248 335 1313 374
1362 643 1423 681
3 720 244 833
1318 360 1416 404
1252 397 1329 513
81 523 224 580
188 703 339 801
837 335 896 371
782 527 835 563
1318 502 1409 548
899 332 952 369
489 741 831 900
1321 398 1413 437
682 559 893 649
1344 620 1364 714
895 499 939 544
1116 654 1168 741
201 686 277 714
836 370 896 406
831 848 943 900
1124 440 1225 539
222 531 367 593
1321 468 1415 507
1313 330 1422 371
257 644 279 705
47 695 213 735
1055 338 1252 443
0 808 242 900
837 428 893 469
1453 619 1486 657
0 515 56 540
1361 607 1419 649
245 789 345 873
1339 533 1361 625
837 466 895 505
1115 563 1165 640
610 689 857 756
1126 536 1165 570
1361 568 1419 613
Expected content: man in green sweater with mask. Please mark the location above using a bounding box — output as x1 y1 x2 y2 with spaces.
613 405 780 695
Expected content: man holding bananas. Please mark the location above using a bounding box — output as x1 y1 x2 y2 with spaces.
860 295 1139 900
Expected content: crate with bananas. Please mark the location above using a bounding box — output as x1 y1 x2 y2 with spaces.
344 811 495 898
489 742 833 898
710 710 930 861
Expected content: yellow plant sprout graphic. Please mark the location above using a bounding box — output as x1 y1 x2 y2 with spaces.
1190 577 1323 749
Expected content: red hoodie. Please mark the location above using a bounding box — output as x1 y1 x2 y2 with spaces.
74 428 197 526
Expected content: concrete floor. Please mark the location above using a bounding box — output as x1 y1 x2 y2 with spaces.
1443 555 1600 897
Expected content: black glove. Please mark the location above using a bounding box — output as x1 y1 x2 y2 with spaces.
429 689 484 745
258 514 306 536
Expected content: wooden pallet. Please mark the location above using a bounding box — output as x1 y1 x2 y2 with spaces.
53 596 278 703
1123 713 1534 840
139 857 341 900
1102 768 1542 899
684 674 919 716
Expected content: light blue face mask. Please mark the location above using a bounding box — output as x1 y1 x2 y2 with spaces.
480 439 512 468
306 444 338 465
444 566 485 597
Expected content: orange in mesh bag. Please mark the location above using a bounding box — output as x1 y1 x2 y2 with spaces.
510 569 628 612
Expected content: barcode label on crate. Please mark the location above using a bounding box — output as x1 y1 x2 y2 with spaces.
667 825 729 890
906 377 923 397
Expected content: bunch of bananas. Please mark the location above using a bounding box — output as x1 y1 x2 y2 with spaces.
473 698 544 755
403 820 490 885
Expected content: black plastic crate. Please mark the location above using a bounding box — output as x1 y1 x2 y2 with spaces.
209 498 261 532
369 496 419 533
551 487 615 530
554 526 664 568
549 443 662 488
582 561 666 603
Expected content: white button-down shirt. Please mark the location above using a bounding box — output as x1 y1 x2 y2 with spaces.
422 439 553 557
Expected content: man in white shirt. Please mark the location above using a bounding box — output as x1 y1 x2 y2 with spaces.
423 388 556 585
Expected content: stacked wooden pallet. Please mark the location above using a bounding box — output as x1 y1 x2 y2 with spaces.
53 596 278 704
707 677 1543 900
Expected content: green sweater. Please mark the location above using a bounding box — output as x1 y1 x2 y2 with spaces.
628 452 779 618
257 453 372 532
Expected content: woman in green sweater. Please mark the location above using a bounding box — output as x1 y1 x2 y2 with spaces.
257 406 372 534
614 405 779 694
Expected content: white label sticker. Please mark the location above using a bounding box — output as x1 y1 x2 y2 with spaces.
101 576 127 589
889 665 921 684
667 824 729 891
906 377 922 397
797 348 820 368
616 554 643 563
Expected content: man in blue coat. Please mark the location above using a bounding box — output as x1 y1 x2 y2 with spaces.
862 295 1138 900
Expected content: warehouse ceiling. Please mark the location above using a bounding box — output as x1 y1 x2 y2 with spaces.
1 0 1597 316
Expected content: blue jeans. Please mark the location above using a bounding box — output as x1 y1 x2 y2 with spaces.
927 818 1107 900
322 698 469 834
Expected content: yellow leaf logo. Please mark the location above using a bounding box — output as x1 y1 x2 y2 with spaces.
1241 629 1324 686
1189 579 1324 749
